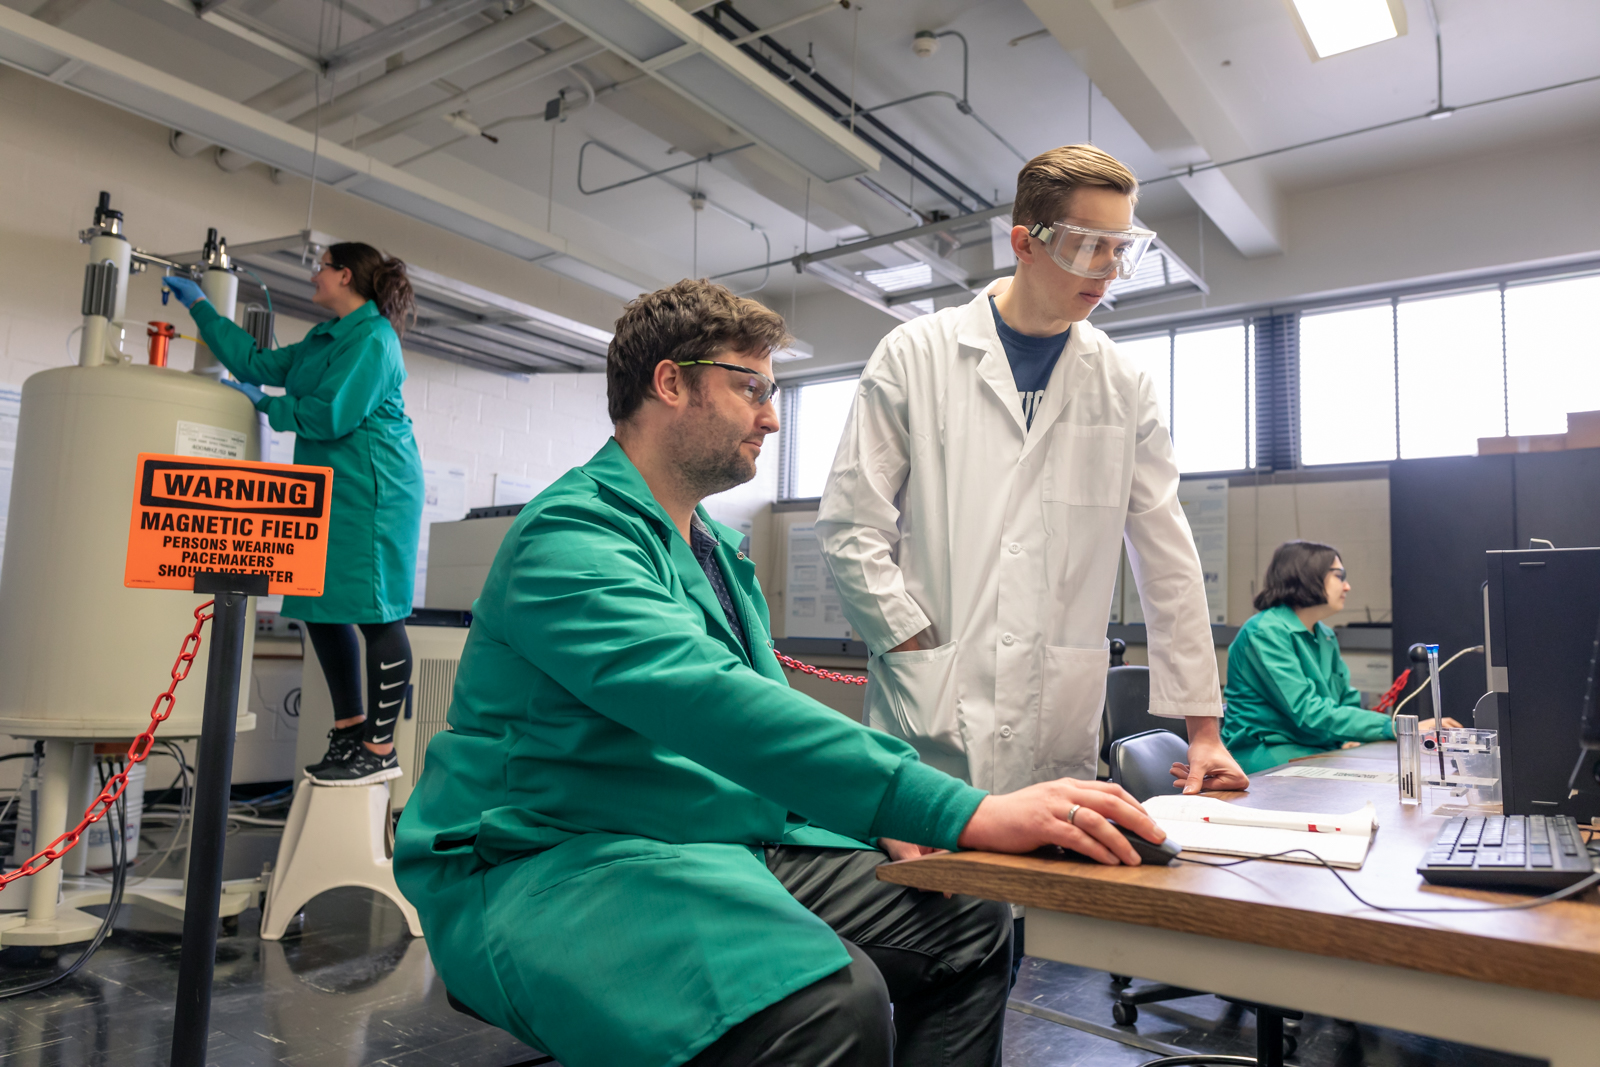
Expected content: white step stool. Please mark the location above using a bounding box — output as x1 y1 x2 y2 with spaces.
260 779 423 941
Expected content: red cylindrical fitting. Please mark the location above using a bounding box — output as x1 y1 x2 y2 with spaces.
147 321 177 367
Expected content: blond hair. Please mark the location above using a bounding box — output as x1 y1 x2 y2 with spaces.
1011 145 1139 229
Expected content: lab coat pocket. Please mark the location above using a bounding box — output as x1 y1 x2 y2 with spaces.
1036 644 1111 782
523 835 681 901
1044 424 1127 507
868 640 962 757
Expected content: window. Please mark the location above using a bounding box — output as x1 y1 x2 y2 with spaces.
1115 325 1253 474
1505 274 1600 436
1396 289 1504 459
1297 272 1600 466
1300 303 1397 465
780 377 858 499
1173 324 1251 474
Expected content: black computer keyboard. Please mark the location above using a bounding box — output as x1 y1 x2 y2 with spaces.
1418 814 1595 890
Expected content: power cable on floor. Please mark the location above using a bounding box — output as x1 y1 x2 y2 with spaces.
0 761 128 1001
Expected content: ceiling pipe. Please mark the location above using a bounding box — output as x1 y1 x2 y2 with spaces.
173 72 317 156
215 5 562 169
350 36 605 149
323 0 497 76
289 5 561 130
173 0 500 160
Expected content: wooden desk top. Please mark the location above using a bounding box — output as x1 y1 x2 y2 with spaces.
878 744 1600 1001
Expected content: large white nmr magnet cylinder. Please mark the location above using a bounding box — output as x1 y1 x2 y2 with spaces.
192 269 238 378
89 232 132 328
0 363 260 739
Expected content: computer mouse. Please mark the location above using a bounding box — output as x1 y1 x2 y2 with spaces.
1111 822 1182 866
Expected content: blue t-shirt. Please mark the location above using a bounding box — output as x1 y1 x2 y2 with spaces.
990 296 1069 428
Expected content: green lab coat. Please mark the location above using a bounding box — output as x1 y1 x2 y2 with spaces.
392 439 986 1067
1221 604 1395 773
191 299 423 623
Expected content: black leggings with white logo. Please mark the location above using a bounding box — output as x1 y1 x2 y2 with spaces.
304 620 412 746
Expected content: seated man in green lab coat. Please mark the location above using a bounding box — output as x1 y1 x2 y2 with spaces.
393 280 1166 1067
1223 540 1460 773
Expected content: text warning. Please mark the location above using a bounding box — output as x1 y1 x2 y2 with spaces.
125 453 333 596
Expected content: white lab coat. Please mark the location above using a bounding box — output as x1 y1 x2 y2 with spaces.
817 285 1221 795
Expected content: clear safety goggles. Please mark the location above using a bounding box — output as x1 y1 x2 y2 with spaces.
1025 220 1157 281
676 360 780 407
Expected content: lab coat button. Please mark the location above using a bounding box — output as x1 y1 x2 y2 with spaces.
1000 725 1014 739
1002 633 1016 646
1008 542 1021 554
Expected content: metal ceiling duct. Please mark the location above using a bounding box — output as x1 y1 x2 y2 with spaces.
0 6 654 301
173 0 500 159
178 232 615 374
351 36 607 149
535 0 879 183
774 205 1208 321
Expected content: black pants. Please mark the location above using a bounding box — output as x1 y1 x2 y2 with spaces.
304 620 412 746
687 846 1013 1067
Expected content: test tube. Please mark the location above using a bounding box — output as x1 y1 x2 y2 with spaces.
1396 713 1421 805
1426 643 1447 780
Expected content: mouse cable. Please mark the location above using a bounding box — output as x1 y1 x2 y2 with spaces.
1174 848 1600 914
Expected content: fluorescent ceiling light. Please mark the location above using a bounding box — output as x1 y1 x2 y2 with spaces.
773 339 814 363
1287 0 1405 60
862 262 933 293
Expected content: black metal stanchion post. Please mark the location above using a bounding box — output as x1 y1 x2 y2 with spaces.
170 573 265 1067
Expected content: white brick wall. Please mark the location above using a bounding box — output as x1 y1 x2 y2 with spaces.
401 350 614 512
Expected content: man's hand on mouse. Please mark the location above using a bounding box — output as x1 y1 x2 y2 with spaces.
956 778 1164 866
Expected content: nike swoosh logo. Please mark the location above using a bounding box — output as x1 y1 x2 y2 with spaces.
378 699 402 709
379 660 406 671
373 717 396 728
379 680 405 690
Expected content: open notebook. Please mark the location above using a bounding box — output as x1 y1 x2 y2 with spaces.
1144 795 1378 870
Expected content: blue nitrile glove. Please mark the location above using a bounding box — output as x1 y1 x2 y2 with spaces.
222 378 266 405
163 275 205 309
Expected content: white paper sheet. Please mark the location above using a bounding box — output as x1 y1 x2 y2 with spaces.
1144 795 1377 869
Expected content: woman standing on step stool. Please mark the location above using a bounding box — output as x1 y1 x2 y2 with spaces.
164 243 425 787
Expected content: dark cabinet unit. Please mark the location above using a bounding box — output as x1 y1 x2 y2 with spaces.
1389 448 1600 726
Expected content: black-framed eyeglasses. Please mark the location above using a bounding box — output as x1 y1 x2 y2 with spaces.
1329 568 1348 581
312 260 347 275
675 360 779 406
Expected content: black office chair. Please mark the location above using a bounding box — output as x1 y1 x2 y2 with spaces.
1100 663 1187 766
1106 730 1303 1067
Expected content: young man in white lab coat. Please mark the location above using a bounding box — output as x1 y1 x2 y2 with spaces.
818 145 1249 865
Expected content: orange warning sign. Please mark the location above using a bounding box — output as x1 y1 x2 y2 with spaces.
124 453 333 596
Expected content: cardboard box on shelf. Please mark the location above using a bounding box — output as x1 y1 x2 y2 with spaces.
1478 433 1569 456
1568 410 1600 450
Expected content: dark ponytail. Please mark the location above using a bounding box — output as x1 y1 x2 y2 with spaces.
328 242 416 336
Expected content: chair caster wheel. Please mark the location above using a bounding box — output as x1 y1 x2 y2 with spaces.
1112 1001 1138 1025
1109 974 1131 988
1282 1034 1298 1058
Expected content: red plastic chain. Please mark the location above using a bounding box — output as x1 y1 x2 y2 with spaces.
0 600 213 892
1372 667 1412 716
774 650 867 686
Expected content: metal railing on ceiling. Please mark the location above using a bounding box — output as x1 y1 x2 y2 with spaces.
164 232 612 375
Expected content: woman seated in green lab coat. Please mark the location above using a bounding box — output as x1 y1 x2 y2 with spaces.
1222 540 1458 774
163 244 425 787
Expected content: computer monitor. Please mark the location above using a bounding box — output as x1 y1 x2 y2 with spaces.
1481 547 1600 821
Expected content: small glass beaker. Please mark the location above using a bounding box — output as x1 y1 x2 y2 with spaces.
1423 727 1503 813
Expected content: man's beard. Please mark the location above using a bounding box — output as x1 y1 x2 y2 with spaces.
676 396 757 499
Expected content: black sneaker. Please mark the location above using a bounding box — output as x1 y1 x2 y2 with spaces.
304 724 364 775
306 746 402 787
